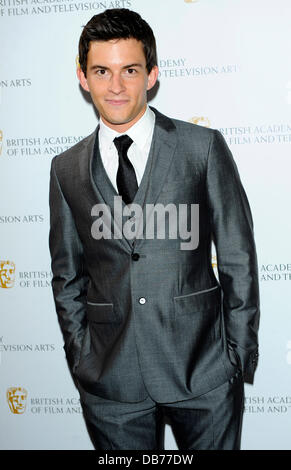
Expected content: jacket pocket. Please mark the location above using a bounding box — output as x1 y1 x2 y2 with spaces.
86 301 119 323
174 285 220 315
160 177 194 193
173 285 221 344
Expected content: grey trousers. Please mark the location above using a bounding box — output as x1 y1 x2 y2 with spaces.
78 370 244 450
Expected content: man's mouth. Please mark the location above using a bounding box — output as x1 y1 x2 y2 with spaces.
105 99 129 106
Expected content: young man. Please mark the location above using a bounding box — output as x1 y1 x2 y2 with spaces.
49 8 260 450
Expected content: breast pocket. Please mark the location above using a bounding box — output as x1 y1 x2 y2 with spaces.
159 175 202 207
160 177 194 193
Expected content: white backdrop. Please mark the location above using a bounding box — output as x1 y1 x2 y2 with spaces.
1 0 291 450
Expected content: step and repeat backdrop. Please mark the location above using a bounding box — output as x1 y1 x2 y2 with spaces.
1 0 291 450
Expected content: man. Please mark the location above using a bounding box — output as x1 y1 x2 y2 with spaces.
49 8 260 450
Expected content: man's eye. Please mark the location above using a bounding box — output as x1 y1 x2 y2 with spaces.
127 68 137 74
96 69 106 75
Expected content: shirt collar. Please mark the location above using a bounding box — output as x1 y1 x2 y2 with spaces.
99 105 155 152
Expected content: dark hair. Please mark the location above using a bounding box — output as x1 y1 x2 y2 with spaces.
78 8 157 77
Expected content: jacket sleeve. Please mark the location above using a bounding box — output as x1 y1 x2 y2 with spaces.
49 156 88 374
206 130 260 382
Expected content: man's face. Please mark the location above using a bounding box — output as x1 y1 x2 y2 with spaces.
78 38 158 133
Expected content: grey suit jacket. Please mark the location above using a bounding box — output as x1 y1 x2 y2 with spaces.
49 107 260 403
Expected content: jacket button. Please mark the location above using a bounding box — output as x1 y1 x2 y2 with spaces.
139 297 146 304
132 253 140 261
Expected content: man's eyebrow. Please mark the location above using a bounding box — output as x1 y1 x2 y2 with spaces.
123 63 143 69
89 63 143 71
89 65 109 71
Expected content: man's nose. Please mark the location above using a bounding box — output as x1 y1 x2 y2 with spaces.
109 73 126 94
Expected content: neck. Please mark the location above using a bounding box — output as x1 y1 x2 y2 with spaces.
101 105 147 133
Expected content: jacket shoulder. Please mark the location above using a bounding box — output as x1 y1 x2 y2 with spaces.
150 106 217 143
51 129 96 172
169 115 218 157
171 116 216 140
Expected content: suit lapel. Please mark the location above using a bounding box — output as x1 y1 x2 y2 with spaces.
133 107 177 246
83 107 177 250
142 107 177 207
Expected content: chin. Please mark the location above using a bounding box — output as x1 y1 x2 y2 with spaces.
106 115 134 126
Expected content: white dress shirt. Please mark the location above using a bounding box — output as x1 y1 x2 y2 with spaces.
98 105 155 192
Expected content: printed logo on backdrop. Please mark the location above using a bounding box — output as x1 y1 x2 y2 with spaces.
0 215 44 224
188 117 210 128
244 396 291 415
184 0 199 3
0 336 55 355
158 58 238 80
0 336 56 367
1 134 84 157
76 55 80 70
6 387 82 415
260 263 291 281
6 387 27 414
211 254 218 279
0 262 52 288
219 124 291 145
0 0 133 17
0 78 31 88
0 261 15 288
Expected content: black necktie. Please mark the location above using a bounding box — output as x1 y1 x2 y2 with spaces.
113 135 138 205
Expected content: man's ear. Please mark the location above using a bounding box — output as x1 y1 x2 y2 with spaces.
77 66 90 92
147 65 159 91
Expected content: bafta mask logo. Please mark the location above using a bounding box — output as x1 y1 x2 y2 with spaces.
76 55 80 70
184 0 199 3
7 387 28 414
0 130 3 156
0 260 15 288
188 117 211 128
212 255 218 279
211 255 217 270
